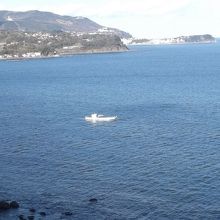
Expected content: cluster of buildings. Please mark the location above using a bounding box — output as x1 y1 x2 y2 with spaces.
0 52 41 60
125 35 216 46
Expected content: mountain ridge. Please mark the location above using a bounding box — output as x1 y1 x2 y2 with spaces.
0 10 132 38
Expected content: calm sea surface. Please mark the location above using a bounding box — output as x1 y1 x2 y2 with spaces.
0 44 220 220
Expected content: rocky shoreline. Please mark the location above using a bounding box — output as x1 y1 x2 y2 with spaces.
0 198 98 219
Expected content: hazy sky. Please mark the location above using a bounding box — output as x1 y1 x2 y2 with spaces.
1 0 220 38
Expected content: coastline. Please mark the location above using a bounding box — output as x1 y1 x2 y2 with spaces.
0 39 217 62
128 41 216 46
0 48 128 61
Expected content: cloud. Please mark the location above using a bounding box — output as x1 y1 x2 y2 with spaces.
0 0 220 38
57 0 193 18
0 0 192 17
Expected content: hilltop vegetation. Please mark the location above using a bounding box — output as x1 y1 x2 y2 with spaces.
0 31 128 59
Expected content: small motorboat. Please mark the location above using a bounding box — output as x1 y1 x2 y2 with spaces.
85 113 117 122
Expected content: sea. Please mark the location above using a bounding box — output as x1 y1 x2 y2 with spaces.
0 43 220 220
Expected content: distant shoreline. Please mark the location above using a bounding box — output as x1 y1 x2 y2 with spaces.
125 34 216 46
0 48 128 61
128 41 217 46
0 40 217 61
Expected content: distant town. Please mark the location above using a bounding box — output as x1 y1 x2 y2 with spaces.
125 34 216 45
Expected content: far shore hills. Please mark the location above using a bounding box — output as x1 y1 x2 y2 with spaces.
126 34 216 46
0 10 217 60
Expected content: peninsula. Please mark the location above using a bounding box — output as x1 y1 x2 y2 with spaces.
0 10 131 59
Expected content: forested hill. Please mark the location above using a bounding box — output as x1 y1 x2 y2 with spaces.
0 31 128 59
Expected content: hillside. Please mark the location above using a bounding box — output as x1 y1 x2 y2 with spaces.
0 10 132 39
0 10 131 59
0 31 128 59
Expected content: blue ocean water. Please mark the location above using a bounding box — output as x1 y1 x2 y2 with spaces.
0 43 220 220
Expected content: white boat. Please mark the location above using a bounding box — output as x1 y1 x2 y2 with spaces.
85 113 117 122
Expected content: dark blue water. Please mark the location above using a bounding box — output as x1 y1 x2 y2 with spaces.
0 44 220 220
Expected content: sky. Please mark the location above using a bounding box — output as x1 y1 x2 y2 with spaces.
0 0 220 38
